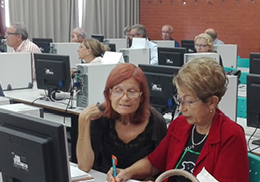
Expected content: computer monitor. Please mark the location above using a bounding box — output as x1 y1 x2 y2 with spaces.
138 64 180 114
249 53 260 74
91 34 104 42
181 40 196 53
34 53 71 99
32 38 53 53
247 73 260 145
107 43 116 52
158 47 186 67
0 108 70 182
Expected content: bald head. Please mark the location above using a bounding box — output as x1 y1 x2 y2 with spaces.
162 25 173 40
205 28 217 41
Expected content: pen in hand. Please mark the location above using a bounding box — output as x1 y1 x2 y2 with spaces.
112 155 117 182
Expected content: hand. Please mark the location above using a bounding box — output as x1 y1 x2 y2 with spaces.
79 103 103 122
107 167 131 182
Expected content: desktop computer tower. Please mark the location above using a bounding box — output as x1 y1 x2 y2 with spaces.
119 48 150 66
75 63 118 108
50 42 81 68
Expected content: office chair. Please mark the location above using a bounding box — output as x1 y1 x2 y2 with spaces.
155 169 198 182
248 152 260 182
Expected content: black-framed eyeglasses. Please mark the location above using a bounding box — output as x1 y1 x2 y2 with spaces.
173 95 200 107
5 32 19 36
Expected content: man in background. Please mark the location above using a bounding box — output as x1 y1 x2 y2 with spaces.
71 27 87 43
5 22 41 80
205 28 224 45
130 24 158 65
162 24 180 47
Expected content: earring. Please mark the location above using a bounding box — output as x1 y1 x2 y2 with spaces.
210 109 213 113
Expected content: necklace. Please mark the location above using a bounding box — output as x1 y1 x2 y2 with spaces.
191 125 209 146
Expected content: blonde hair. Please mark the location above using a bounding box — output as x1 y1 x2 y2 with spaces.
83 38 109 57
195 33 214 52
173 57 228 103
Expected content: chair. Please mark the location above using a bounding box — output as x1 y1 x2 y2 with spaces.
248 152 260 182
155 169 198 182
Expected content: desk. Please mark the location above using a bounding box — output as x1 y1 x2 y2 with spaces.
4 88 84 163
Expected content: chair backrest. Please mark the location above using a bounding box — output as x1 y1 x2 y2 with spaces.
248 152 260 182
155 169 199 182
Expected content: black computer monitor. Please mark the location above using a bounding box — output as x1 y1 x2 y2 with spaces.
0 108 70 182
107 43 116 52
32 38 53 53
181 39 196 53
34 53 71 99
139 64 180 114
249 53 260 74
158 47 186 67
91 34 104 42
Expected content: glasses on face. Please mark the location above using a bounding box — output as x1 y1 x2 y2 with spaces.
5 32 18 36
173 95 200 107
110 87 142 99
195 44 208 48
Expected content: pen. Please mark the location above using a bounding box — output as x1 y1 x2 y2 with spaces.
112 155 117 182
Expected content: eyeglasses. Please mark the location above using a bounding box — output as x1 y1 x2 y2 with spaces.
129 34 139 38
5 32 18 36
195 44 208 48
110 88 142 99
173 95 200 107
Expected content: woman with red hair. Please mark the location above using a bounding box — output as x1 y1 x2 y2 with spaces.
76 63 167 173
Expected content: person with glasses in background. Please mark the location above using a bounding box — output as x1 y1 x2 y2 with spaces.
194 33 223 66
71 27 87 43
161 24 180 47
77 63 167 173
107 58 248 182
5 22 41 80
129 24 158 65
123 26 132 48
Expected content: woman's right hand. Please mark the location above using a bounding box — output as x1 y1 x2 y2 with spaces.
79 103 103 122
106 167 132 182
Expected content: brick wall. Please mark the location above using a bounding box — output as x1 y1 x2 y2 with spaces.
140 0 260 58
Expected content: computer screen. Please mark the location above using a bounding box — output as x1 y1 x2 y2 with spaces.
247 73 260 145
91 34 104 42
34 53 71 99
181 40 196 53
138 64 180 114
0 108 70 182
107 43 116 52
249 53 260 74
32 38 53 53
158 47 186 67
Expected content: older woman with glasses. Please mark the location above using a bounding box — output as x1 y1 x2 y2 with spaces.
194 33 223 66
107 57 248 182
76 63 167 173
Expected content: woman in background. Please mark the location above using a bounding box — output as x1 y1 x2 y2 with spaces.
194 33 223 66
77 63 167 173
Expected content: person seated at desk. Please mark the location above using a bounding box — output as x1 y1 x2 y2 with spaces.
195 33 223 67
107 58 249 182
162 24 180 47
5 22 42 80
205 28 224 45
71 27 87 43
76 63 167 173
129 24 158 65
71 38 110 76
78 38 109 64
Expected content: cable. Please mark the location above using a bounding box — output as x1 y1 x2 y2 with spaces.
248 114 260 153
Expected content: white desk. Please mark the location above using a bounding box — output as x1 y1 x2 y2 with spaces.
4 88 84 163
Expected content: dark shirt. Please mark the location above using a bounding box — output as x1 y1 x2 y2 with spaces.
90 107 167 173
170 38 180 47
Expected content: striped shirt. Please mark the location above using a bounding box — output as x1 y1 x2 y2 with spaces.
12 39 42 80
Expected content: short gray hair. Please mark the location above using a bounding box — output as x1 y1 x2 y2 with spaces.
11 22 28 40
131 24 147 38
73 27 87 39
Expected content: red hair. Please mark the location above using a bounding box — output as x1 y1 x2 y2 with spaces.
102 63 150 124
